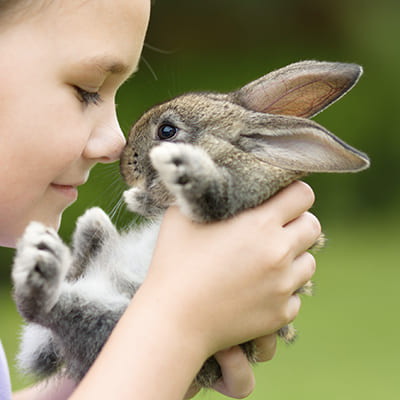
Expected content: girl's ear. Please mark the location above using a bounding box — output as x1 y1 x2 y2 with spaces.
237 115 370 173
231 61 363 118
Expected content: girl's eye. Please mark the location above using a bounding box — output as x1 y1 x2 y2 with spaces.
75 86 103 106
158 124 178 140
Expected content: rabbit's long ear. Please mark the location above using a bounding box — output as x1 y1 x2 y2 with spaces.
231 61 363 118
238 116 370 172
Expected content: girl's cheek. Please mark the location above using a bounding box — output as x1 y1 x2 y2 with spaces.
49 107 93 162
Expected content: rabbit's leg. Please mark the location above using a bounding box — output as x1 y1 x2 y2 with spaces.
13 223 129 381
150 142 233 221
17 323 63 379
69 207 119 279
43 290 129 381
278 324 297 343
12 222 71 323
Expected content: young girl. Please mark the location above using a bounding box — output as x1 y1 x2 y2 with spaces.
0 1 320 399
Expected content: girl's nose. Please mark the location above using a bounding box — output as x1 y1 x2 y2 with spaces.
83 114 126 163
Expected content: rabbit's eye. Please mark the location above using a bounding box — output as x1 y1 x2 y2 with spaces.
158 124 178 140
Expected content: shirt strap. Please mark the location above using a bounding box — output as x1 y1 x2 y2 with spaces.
0 341 12 400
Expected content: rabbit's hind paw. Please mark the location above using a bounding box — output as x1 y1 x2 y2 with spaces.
278 324 297 344
70 207 118 277
12 222 71 320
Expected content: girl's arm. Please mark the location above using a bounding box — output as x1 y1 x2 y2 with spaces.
12 378 76 400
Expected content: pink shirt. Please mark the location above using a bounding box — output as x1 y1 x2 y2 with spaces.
0 342 11 400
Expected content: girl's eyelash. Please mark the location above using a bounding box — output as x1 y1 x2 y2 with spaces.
75 86 103 106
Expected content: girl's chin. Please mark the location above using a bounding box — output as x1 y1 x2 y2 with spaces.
1 196 67 248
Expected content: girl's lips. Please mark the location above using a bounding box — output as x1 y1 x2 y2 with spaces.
51 183 78 200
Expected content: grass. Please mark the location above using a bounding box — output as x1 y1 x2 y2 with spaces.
1 216 398 399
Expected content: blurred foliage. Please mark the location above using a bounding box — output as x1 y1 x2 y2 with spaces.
1 0 399 396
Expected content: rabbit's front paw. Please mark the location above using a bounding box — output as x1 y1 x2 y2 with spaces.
12 222 71 320
150 143 225 220
123 187 165 218
124 187 147 214
150 142 214 190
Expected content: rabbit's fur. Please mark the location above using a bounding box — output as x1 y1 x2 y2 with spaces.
12 61 369 388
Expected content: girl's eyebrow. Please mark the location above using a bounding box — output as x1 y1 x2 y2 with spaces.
81 55 138 78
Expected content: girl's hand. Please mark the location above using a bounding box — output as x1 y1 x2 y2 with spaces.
185 335 277 399
215 334 277 398
149 180 319 355
148 180 319 397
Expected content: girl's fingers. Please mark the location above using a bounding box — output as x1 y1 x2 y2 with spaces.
185 345 257 399
213 346 255 399
291 251 317 291
252 334 277 362
184 383 201 399
267 181 316 226
284 211 322 256
286 293 302 324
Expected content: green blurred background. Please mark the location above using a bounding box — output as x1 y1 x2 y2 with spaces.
1 0 399 398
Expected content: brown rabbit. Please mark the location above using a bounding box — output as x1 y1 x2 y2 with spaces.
119 60 369 385
12 61 369 389
121 60 369 223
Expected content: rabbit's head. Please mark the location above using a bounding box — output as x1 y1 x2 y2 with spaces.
121 60 369 190
120 92 243 187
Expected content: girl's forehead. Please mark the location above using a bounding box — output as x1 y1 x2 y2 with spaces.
2 0 149 25
3 0 150 61
0 0 149 86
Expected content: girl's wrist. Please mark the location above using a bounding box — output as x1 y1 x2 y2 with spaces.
134 275 213 360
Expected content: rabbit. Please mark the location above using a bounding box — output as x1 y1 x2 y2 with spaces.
120 60 369 222
12 60 370 389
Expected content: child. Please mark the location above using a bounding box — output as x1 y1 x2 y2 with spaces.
0 1 320 399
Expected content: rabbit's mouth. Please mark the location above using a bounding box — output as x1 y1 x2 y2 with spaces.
120 149 141 186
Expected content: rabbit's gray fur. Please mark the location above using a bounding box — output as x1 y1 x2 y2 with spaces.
12 61 369 388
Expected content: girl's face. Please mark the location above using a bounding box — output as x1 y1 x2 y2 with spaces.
0 0 150 247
